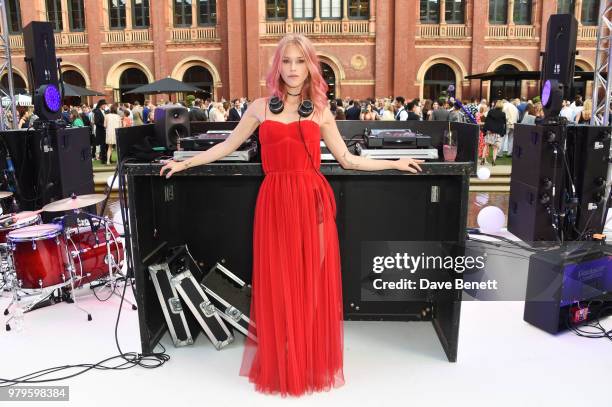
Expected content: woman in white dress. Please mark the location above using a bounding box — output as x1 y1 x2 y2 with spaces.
103 104 122 165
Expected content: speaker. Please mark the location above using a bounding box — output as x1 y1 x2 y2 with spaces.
23 22 58 90
154 106 190 150
524 244 612 334
541 14 578 91
508 124 566 244
22 21 62 121
0 127 93 212
566 125 612 238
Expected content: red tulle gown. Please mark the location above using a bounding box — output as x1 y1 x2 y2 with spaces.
239 114 345 397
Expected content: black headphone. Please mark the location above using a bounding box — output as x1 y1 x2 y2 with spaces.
269 96 314 118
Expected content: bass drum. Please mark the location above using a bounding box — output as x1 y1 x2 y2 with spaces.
69 224 124 287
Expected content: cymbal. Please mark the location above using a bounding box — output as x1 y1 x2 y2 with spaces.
42 194 107 212
0 191 13 199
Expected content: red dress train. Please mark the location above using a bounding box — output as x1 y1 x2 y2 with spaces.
239 118 345 396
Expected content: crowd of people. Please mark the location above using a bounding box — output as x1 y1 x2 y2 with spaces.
4 93 592 167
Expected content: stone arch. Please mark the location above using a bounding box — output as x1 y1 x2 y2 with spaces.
574 57 594 72
172 57 221 86
317 52 345 98
0 66 29 92
486 55 532 73
105 59 154 89
416 55 468 100
60 62 91 88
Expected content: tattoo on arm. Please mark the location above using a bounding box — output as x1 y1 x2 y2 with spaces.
342 151 360 169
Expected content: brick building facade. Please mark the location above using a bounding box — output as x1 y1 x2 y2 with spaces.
1 0 600 104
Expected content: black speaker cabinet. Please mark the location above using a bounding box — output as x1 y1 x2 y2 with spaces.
23 22 58 91
524 244 612 334
0 127 93 212
541 14 578 97
154 106 190 150
509 124 566 244
566 125 612 238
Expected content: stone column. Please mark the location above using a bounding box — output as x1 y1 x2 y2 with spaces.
191 0 198 27
125 0 133 30
440 0 446 24
244 0 261 99
469 0 488 98
374 0 392 97
60 0 69 31
83 0 105 102
575 0 583 23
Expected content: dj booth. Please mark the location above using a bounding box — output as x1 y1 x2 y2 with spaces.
122 120 479 362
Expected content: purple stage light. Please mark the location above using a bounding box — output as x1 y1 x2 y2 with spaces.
43 84 61 112
541 80 551 107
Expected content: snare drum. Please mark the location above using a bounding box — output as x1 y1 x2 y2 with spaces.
69 224 124 286
8 224 70 290
0 212 42 244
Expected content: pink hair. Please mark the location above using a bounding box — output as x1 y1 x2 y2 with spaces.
266 34 329 115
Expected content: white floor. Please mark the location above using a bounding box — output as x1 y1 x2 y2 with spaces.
1 284 611 407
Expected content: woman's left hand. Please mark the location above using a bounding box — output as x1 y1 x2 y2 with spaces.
393 158 424 173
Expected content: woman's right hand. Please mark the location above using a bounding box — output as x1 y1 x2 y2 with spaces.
159 160 187 178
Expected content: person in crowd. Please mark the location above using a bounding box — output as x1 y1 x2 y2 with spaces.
189 98 208 122
483 100 506 166
210 102 226 122
431 100 451 121
70 108 84 127
449 102 464 122
560 100 575 121
394 96 408 120
520 102 537 125
228 99 243 121
577 99 592 124
93 99 107 162
501 99 518 157
222 101 231 120
360 103 377 121
533 102 545 125
426 101 439 121
143 99 151 123
380 101 395 120
122 109 133 127
18 107 33 129
476 103 488 165
421 99 432 121
345 100 361 120
132 101 144 125
406 101 420 120
103 104 122 165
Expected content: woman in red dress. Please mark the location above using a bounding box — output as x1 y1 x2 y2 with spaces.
160 34 423 397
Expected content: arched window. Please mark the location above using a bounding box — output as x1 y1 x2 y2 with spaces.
320 62 336 99
182 66 214 99
62 70 87 87
348 0 369 19
488 0 507 25
0 73 27 95
513 0 531 25
266 0 287 20
490 64 520 100
581 0 600 25
420 0 439 23
118 68 148 104
424 63 455 101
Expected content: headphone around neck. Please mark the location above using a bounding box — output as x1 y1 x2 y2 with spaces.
269 96 314 118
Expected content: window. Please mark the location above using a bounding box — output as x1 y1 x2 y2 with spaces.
109 0 126 29
174 0 193 26
488 0 507 25
266 0 287 20
557 0 575 14
420 0 439 23
46 0 63 32
581 0 600 25
198 0 217 25
294 0 314 19
68 0 85 31
6 0 22 33
133 0 150 28
348 0 369 19
445 0 464 23
320 0 341 19
513 0 531 24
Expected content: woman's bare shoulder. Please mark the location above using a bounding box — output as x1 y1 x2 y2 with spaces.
245 98 269 123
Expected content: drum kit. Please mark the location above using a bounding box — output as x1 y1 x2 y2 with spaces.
0 192 134 331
